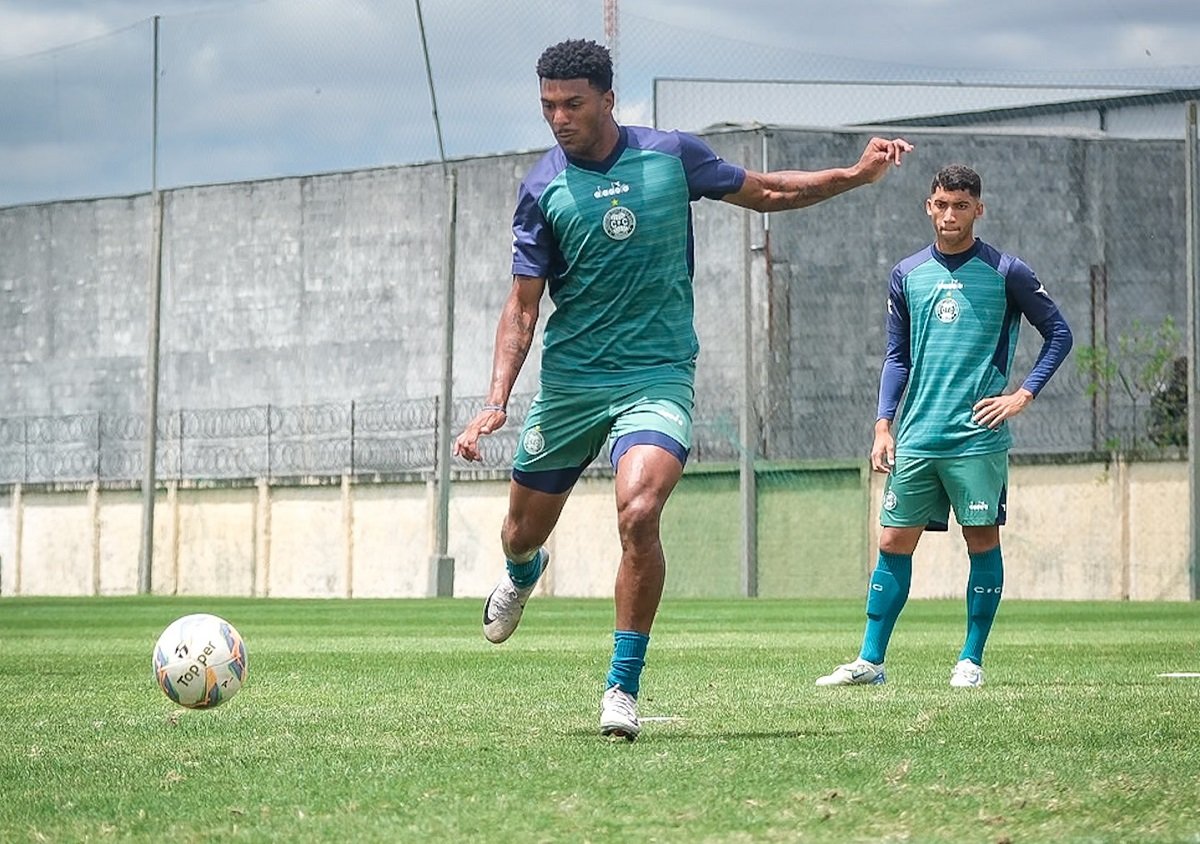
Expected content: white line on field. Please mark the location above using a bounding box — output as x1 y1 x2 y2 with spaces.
1157 672 1200 678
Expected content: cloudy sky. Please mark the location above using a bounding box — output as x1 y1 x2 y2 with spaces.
2 0 1199 206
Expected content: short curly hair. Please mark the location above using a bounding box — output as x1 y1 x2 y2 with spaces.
931 164 982 198
536 39 613 92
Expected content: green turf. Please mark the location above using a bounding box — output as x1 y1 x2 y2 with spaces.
1 597 1198 843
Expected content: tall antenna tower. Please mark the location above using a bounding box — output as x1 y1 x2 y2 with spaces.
604 0 619 118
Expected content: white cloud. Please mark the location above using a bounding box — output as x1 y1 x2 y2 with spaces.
0 7 110 57
3 0 1200 206
1114 24 1200 66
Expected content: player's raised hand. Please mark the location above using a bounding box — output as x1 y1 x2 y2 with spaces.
856 137 914 183
453 407 508 463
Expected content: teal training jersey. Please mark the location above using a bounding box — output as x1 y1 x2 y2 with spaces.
511 125 745 389
880 239 1069 457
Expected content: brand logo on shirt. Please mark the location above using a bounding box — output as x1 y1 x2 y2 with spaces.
602 205 637 241
935 297 959 323
594 181 631 199
936 280 963 291
523 427 546 456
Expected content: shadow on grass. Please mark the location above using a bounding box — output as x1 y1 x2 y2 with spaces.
561 726 855 741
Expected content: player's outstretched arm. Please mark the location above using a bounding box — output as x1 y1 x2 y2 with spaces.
723 137 913 213
453 275 544 462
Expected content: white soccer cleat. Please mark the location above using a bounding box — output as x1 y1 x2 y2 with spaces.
481 550 549 644
950 659 985 688
815 658 886 686
599 685 641 741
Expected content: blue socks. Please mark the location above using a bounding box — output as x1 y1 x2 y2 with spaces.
960 545 1004 666
506 548 545 589
606 630 649 698
854 546 1003 668
859 550 913 665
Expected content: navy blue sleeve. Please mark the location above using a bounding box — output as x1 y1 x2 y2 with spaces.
877 265 911 420
676 131 746 201
1022 310 1073 395
1005 258 1074 395
511 181 555 279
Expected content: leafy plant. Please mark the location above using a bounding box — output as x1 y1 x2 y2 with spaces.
1075 315 1185 452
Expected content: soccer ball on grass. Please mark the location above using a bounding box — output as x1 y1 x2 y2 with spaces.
152 613 248 708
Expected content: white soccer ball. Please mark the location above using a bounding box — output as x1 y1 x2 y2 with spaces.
152 613 248 709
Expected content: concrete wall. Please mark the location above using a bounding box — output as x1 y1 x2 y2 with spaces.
740 129 1184 457
0 127 1187 461
0 459 1190 601
866 459 1191 602
0 127 1190 604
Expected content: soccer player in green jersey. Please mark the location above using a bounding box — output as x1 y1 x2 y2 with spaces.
453 38 912 739
817 164 1073 689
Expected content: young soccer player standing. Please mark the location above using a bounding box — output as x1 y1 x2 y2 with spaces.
817 164 1073 688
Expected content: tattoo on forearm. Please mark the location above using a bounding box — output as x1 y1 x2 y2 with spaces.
492 307 534 394
778 173 827 204
503 311 534 356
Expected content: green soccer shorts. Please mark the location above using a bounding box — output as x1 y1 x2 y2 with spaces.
880 451 1008 530
511 380 694 494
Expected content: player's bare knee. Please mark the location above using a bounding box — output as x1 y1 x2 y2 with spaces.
879 526 922 556
616 492 664 542
962 526 1000 554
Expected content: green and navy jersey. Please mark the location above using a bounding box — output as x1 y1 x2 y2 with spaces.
879 239 1073 457
512 125 746 389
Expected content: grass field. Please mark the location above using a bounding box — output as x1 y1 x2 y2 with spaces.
1 596 1198 843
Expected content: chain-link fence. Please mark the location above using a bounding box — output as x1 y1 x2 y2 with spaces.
0 0 610 206
0 385 1178 486
0 394 542 484
0 2 1194 484
5 1 1200 205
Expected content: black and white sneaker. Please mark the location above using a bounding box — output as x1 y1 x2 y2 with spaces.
482 550 548 644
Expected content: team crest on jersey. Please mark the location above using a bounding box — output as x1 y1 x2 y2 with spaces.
602 205 637 241
883 490 898 511
935 296 960 323
523 427 545 455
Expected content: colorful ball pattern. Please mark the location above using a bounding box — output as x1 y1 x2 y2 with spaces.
152 613 248 708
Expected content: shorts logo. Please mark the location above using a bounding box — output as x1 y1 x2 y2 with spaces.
883 490 898 511
651 407 685 427
935 297 959 323
523 428 545 455
602 205 636 241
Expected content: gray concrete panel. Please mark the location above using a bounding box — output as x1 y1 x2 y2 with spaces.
0 126 1188 467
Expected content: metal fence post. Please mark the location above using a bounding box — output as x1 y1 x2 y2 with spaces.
265 403 272 482
740 207 759 599
95 411 102 480
349 399 356 476
1184 100 1199 601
